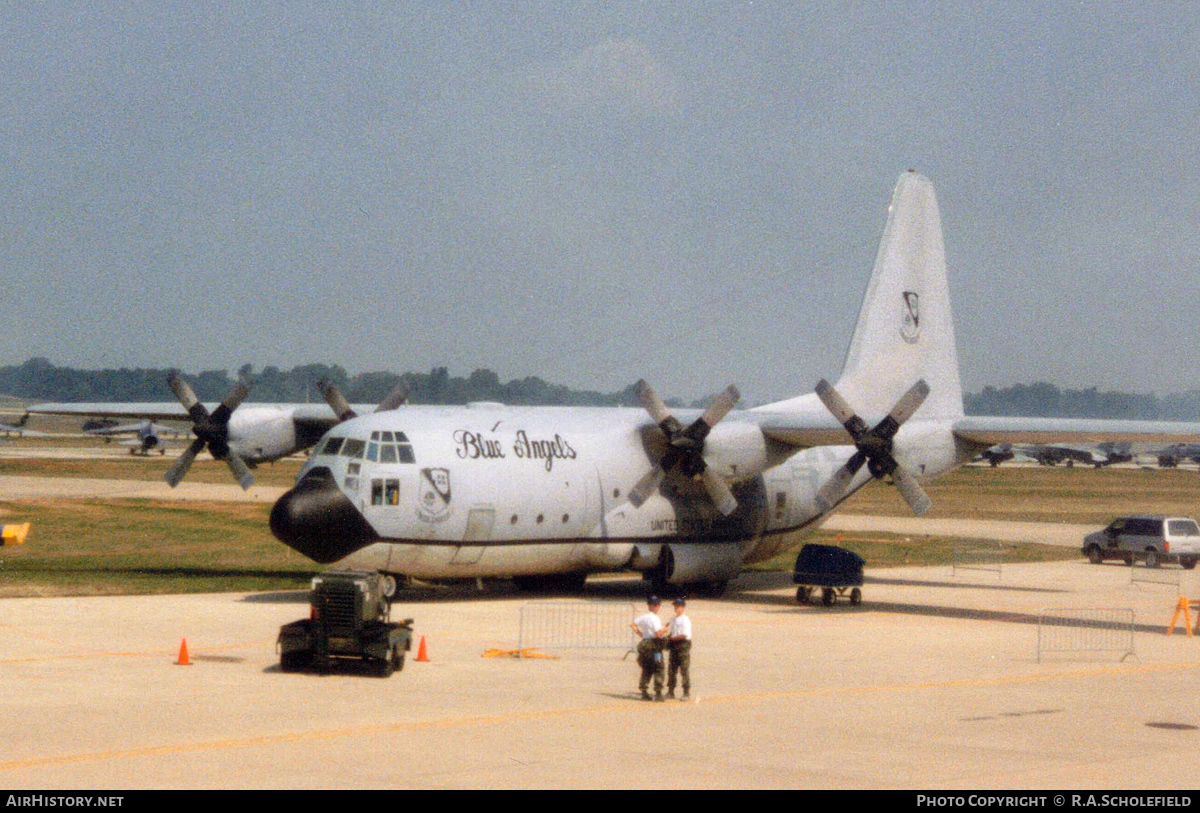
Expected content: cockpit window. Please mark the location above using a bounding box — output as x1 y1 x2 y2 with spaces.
321 437 344 456
341 439 366 459
358 429 416 464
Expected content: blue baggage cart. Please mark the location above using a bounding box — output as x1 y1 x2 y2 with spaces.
793 544 865 606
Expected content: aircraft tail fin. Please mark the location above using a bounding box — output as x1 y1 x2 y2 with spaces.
833 172 964 422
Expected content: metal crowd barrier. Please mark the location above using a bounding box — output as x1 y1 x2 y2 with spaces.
517 600 638 658
951 540 1004 579
1130 564 1182 592
1037 607 1136 663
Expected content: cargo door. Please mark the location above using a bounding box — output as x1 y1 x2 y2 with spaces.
451 506 494 564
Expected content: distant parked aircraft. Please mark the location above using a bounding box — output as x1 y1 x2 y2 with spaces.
0 414 46 440
1151 443 1200 468
974 444 1015 467
1011 442 1133 468
85 420 188 456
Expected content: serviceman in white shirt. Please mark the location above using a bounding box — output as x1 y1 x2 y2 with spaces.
666 597 692 700
630 595 667 701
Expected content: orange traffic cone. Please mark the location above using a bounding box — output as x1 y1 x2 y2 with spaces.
176 638 191 665
416 635 429 662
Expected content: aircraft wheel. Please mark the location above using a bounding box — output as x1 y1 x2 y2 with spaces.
849 588 862 606
796 586 810 604
822 588 835 606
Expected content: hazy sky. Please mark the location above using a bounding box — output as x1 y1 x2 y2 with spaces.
3 2 1198 403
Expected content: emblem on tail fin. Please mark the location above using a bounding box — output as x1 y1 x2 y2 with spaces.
900 291 920 343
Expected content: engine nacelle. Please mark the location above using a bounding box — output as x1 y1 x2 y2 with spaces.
656 543 743 585
228 407 300 463
704 421 771 482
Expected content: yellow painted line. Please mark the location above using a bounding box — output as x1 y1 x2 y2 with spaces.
0 629 275 665
2 660 1197 773
693 661 1200 707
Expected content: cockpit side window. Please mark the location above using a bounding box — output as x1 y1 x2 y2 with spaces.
341 439 366 459
322 437 344 455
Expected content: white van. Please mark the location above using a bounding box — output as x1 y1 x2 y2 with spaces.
1083 515 1200 568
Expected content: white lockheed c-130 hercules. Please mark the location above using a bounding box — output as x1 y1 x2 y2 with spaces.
31 173 1200 595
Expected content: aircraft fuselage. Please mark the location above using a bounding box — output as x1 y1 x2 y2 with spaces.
269 402 964 584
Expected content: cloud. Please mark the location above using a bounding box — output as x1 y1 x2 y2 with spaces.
518 38 680 116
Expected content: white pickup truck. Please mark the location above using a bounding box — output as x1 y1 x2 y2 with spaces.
1083 515 1200 569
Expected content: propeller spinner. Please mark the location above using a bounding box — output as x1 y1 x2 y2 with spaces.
628 379 741 516
163 372 254 490
812 378 932 516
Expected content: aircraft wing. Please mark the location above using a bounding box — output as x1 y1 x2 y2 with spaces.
84 422 186 437
28 401 352 425
950 416 1200 446
746 410 1200 450
30 402 206 422
739 405 848 448
950 417 1200 448
0 423 47 437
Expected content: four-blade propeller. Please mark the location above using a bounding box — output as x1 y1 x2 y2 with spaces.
812 378 932 516
316 378 408 422
628 379 741 516
164 372 254 490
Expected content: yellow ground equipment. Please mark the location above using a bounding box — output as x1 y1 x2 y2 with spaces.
1 523 30 546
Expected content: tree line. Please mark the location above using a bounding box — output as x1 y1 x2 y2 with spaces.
4 357 1200 419
0 357 649 408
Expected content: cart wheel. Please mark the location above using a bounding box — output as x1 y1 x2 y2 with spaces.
822 588 834 606
849 587 862 606
796 586 810 604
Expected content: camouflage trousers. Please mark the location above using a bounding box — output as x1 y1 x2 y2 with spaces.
636 638 664 692
667 639 691 693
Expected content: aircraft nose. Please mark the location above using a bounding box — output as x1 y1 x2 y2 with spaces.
269 467 377 564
